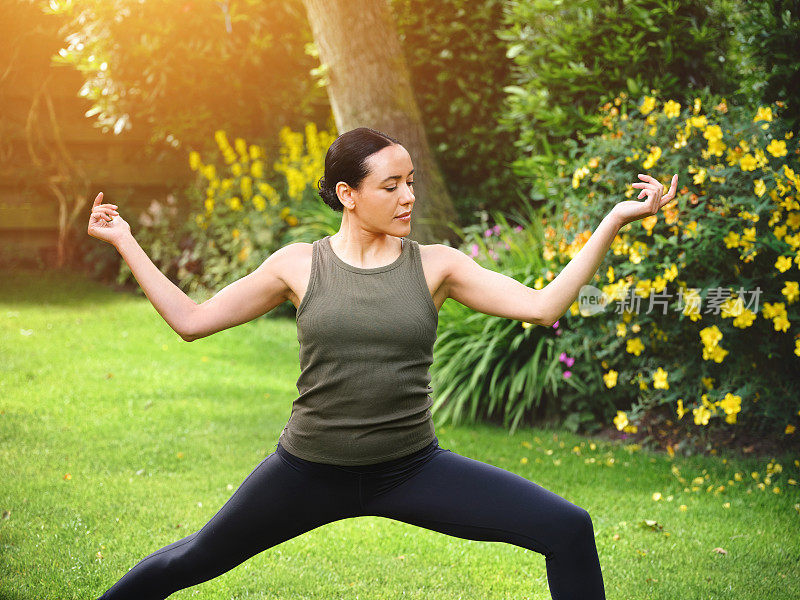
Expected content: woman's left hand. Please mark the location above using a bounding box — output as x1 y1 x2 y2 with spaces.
612 173 679 228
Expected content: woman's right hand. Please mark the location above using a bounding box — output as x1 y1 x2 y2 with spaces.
87 192 130 246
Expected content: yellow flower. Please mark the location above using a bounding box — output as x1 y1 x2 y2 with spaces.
775 256 793 273
616 322 627 338
663 100 681 118
229 197 243 211
234 137 249 161
626 337 645 356
795 339 800 357
287 215 299 226
766 139 787 158
231 228 240 239
704 124 723 142
717 393 742 417
204 198 214 213
693 168 707 185
640 96 657 115
723 231 740 249
231 163 243 177
703 344 729 363
739 153 757 171
782 281 799 304
603 370 618 388
189 150 202 171
653 367 669 389
788 424 797 435
700 325 723 348
521 321 532 329
693 405 712 426
641 214 658 234
642 146 662 169
754 179 766 197
754 106 773 122
607 265 615 282
772 314 790 332
250 160 264 179
202 164 216 181
676 399 687 420
252 195 266 212
613 410 629 430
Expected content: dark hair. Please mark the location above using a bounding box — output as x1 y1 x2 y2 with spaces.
316 127 403 212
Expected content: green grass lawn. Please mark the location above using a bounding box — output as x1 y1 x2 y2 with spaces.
1 266 798 600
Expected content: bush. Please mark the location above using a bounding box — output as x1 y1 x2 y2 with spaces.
497 0 742 199
723 0 800 134
118 123 338 307
544 87 800 452
432 87 800 454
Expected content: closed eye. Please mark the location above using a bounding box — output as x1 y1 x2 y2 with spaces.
387 181 414 192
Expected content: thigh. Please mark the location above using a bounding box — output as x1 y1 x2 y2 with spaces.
362 448 588 557
184 449 360 564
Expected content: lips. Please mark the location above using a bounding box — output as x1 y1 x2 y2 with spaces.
396 211 411 218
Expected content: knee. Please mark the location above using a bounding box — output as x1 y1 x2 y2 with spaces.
552 506 595 554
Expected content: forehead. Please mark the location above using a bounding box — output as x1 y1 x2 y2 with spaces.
365 144 413 180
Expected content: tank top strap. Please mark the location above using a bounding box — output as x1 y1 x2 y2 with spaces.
406 238 439 323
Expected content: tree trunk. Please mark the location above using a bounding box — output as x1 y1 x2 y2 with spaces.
300 0 457 245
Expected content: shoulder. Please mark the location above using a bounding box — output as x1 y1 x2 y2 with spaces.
262 241 313 278
417 242 469 280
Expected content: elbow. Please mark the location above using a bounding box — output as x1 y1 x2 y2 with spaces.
179 323 197 342
538 315 557 328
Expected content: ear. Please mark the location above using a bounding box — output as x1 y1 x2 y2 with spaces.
337 181 357 210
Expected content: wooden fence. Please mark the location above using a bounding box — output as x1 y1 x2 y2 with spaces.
0 36 194 268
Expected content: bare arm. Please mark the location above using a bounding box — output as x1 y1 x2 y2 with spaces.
114 233 199 340
442 173 679 326
535 210 623 326
89 192 295 341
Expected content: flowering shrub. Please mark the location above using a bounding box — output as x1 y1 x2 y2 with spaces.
537 88 799 452
123 123 336 303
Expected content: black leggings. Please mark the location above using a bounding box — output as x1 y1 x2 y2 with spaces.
97 438 605 599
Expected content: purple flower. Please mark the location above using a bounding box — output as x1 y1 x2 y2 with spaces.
559 352 567 363
492 224 501 234
515 225 523 232
484 228 493 238
563 370 572 379
555 328 562 336
565 356 575 367
552 320 560 328
469 243 479 258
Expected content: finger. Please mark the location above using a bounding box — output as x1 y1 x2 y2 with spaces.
92 192 103 208
92 210 117 219
637 174 657 184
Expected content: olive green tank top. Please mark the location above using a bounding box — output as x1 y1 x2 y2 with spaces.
277 234 439 465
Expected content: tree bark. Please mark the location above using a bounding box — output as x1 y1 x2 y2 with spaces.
300 0 457 244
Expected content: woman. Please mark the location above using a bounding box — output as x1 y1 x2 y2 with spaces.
88 126 677 600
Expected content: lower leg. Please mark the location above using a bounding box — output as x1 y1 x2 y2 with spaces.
96 451 355 600
364 449 606 600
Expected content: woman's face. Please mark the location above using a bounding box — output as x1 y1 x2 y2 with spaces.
338 144 415 234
